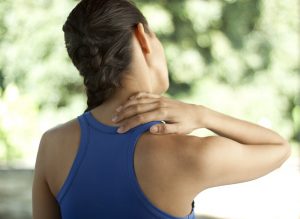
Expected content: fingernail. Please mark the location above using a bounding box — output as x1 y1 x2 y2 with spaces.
112 115 118 122
117 127 125 133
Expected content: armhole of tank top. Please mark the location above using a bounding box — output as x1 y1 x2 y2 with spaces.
56 114 90 204
127 121 196 219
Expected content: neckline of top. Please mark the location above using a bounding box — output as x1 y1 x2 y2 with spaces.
84 110 164 134
84 110 120 133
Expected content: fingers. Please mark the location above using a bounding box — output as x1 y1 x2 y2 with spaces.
116 97 159 113
150 123 179 134
114 102 160 124
116 109 167 133
113 91 169 133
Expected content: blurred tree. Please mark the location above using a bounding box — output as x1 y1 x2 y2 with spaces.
0 0 299 166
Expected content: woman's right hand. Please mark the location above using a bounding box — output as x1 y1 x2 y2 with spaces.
112 92 206 134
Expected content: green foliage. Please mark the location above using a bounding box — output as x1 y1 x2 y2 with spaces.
0 0 299 165
0 83 38 166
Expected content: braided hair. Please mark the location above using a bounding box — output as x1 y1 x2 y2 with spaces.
62 0 150 112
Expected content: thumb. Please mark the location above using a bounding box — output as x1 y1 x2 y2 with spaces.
150 123 178 134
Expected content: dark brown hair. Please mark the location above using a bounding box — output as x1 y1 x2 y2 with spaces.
62 0 150 112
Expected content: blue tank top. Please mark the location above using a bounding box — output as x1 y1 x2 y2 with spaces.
55 110 196 219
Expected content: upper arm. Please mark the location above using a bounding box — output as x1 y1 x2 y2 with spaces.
185 135 291 189
32 131 61 219
167 134 290 191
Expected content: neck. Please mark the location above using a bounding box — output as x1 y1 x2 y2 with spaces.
89 69 155 126
89 88 152 126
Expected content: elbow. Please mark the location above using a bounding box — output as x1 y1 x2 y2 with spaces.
277 140 291 168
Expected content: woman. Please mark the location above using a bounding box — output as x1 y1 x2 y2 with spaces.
32 0 291 218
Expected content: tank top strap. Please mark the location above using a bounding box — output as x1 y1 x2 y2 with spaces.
131 120 164 136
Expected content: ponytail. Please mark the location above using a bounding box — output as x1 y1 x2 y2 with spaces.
62 0 150 112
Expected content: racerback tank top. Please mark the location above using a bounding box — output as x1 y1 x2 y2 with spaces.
55 110 196 219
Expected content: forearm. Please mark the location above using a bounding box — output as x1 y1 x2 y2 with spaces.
194 104 287 145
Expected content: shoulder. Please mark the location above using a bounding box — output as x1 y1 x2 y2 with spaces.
42 118 80 144
142 134 244 194
143 133 205 168
39 117 81 160
139 132 209 193
35 117 81 194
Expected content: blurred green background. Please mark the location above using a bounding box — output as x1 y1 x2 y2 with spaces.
0 0 299 167
0 0 299 218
